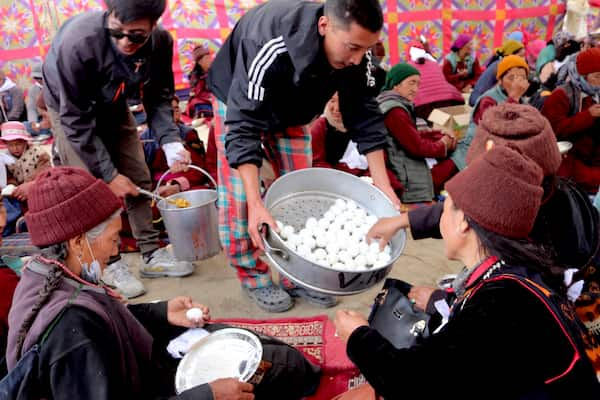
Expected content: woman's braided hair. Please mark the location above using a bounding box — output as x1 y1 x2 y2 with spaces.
14 243 67 360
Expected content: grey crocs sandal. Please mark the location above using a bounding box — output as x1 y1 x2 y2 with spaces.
243 285 294 313
284 286 338 308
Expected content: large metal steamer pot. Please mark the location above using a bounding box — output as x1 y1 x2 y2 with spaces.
262 168 406 296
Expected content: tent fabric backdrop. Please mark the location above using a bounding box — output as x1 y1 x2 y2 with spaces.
0 0 565 93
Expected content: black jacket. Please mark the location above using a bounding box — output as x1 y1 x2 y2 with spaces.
207 0 387 168
347 264 600 399
43 11 181 182
35 301 213 400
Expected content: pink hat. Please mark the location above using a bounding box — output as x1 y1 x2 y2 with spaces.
451 34 472 52
0 122 32 142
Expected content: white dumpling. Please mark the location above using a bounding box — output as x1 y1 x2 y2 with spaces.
299 228 313 239
377 252 391 265
358 241 370 255
346 244 360 258
313 257 328 267
332 262 346 270
326 242 340 256
337 249 350 261
326 252 338 265
286 233 302 248
341 257 356 270
282 225 295 240
297 244 311 257
334 198 347 210
353 208 367 221
313 248 327 260
368 241 381 255
383 245 392 255
345 199 358 210
324 210 336 221
341 211 355 223
305 217 318 230
328 225 343 239
318 217 331 230
342 218 358 232
303 236 316 250
315 232 329 248
347 232 362 245
354 255 368 269
366 252 378 266
365 215 378 227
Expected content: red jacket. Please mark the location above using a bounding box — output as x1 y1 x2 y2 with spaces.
541 89 600 193
442 57 483 91
310 117 403 192
384 108 447 159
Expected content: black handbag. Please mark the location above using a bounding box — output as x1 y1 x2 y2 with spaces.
367 278 430 349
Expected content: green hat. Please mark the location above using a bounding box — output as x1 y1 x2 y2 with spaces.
382 63 420 91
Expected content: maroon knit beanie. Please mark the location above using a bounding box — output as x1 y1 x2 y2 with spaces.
446 145 544 239
465 103 561 177
576 47 600 76
25 167 122 247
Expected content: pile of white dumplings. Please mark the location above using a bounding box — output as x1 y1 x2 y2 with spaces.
276 198 391 271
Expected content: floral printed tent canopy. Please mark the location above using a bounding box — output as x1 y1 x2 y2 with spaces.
0 0 565 92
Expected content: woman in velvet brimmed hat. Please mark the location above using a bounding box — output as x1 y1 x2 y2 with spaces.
334 144 600 399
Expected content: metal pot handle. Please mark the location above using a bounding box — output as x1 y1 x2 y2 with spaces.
155 164 217 196
260 223 290 261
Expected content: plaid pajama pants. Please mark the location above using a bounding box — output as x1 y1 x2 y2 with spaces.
213 99 312 288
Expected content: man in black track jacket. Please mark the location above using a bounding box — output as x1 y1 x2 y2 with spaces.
208 0 400 312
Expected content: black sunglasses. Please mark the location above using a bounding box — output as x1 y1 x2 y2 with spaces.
107 28 149 44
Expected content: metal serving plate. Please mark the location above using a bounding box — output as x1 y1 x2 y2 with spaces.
175 328 262 394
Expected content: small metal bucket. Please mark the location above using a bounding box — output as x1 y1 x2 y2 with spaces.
156 166 221 261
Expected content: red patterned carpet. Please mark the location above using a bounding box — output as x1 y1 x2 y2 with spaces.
215 315 364 400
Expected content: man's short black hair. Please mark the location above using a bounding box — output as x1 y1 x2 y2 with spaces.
105 0 166 23
324 0 383 33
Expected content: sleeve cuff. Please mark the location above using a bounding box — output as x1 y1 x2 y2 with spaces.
346 325 377 361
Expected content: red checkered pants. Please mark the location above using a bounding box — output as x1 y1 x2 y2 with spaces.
213 100 312 288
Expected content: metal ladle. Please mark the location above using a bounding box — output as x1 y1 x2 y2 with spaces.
137 187 183 208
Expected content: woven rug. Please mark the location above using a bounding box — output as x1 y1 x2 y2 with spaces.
215 315 364 400
0 232 38 257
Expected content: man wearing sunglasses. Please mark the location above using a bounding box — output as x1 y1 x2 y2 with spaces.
208 0 401 312
41 0 196 298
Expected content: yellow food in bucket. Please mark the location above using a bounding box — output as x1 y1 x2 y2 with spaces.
172 198 191 208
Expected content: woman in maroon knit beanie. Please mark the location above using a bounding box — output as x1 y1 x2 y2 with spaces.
5 166 269 399
334 145 600 399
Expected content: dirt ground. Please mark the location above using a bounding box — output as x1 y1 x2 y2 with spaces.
127 234 462 320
